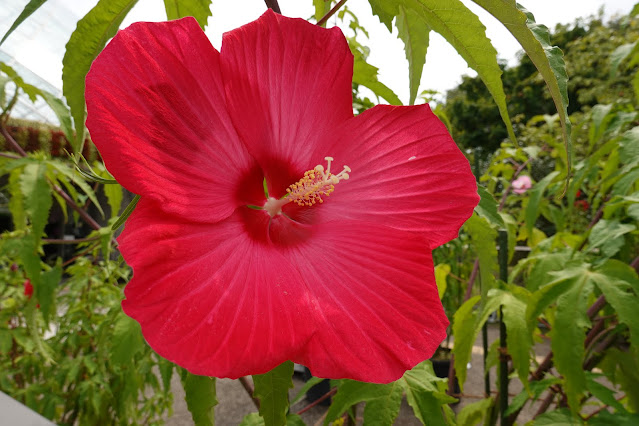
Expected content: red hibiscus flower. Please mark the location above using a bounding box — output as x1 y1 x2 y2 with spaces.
85 11 478 383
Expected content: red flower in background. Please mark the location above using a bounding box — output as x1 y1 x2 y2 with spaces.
86 11 478 382
24 279 33 298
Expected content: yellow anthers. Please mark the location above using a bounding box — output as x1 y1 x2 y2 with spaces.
286 157 350 207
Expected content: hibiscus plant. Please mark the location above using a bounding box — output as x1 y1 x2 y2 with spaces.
1 1 638 425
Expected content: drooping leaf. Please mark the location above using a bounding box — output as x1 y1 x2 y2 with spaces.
585 372 625 412
110 312 145 365
253 361 294 426
184 373 217 426
368 0 516 142
48 159 105 218
452 295 481 389
0 0 48 46
163 0 212 29
62 0 139 153
20 162 52 241
525 171 559 234
471 1 572 174
395 5 429 105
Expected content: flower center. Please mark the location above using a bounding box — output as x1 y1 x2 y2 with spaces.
263 157 351 217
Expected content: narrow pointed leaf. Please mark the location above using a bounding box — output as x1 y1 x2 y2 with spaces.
452 295 481 389
37 264 62 326
253 361 294 426
525 171 559 234
471 1 572 175
396 5 429 105
62 0 138 153
401 362 454 425
475 185 504 228
184 373 217 426
0 0 48 46
163 0 212 29
352 50 402 105
20 162 52 241
111 194 140 230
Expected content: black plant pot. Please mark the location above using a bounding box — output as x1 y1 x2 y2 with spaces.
302 368 332 406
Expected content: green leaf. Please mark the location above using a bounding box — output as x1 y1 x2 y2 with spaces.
313 0 332 24
525 171 559 234
396 5 429 105
588 219 636 258
24 300 54 362
104 183 123 219
475 185 504 228
585 372 625 412
610 41 637 78
48 160 105 218
497 288 532 389
401 362 454 425
472 1 572 174
452 295 481 389
110 312 145 365
163 0 212 29
37 264 62 325
324 381 402 425
20 162 52 241
434 263 450 300
8 168 26 230
455 397 494 426
465 213 497 298
62 0 139 153
504 377 560 416
592 261 639 348
39 91 74 144
352 48 402 105
533 409 581 425
253 361 294 426
184 373 217 426
112 194 140 230
0 0 48 46
158 358 174 393
240 413 305 426
549 267 595 412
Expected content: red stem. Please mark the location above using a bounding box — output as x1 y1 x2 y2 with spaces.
317 0 348 27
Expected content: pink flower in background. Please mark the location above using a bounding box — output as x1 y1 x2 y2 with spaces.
512 175 532 194
85 11 478 382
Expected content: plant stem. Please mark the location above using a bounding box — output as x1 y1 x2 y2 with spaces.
263 0 281 14
238 376 260 409
297 387 337 415
317 0 348 27
42 236 101 245
0 124 27 156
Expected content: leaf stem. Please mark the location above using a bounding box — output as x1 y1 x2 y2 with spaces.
238 376 260 409
317 0 348 27
0 124 27 156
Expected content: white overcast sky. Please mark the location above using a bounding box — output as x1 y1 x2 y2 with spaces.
0 0 636 104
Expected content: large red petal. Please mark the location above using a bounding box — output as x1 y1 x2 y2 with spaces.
283 220 449 383
313 104 479 248
86 18 259 222
119 199 316 377
220 10 354 175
